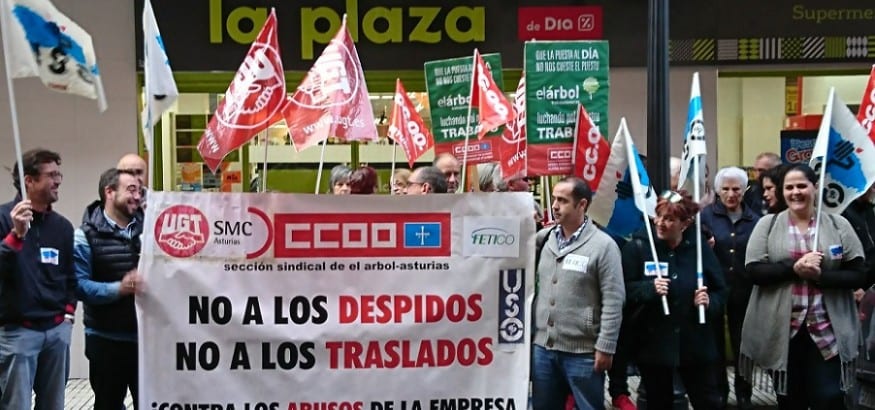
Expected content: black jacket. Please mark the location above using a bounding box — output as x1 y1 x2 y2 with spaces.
621 227 727 367
842 199 875 288
0 199 75 328
80 200 142 333
700 200 761 295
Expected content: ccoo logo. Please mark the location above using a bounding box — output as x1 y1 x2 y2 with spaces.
155 205 210 258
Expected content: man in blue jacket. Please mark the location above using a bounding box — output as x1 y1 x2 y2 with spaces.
0 148 76 409
74 168 144 410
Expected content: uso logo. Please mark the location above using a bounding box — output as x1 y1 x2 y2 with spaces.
155 205 209 258
498 269 525 344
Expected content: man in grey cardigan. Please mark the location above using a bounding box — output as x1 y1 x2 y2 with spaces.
532 177 625 410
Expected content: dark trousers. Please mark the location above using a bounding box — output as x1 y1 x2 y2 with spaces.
85 334 138 410
608 322 635 398
727 294 753 402
638 363 724 410
776 327 845 410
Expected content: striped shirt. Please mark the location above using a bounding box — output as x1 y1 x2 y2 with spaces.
787 217 838 360
555 217 588 251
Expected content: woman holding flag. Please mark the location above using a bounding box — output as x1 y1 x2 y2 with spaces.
741 164 866 409
621 190 727 409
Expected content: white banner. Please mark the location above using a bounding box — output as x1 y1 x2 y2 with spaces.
137 192 535 410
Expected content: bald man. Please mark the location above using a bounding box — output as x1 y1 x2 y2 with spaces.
433 153 461 193
117 154 147 187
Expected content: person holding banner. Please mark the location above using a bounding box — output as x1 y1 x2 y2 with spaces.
621 190 726 409
0 149 76 409
700 167 761 410
532 177 625 410
74 168 144 410
741 164 867 409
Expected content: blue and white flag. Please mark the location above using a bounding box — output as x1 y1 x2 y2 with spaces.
1 0 106 111
809 87 875 214
142 0 178 153
589 117 657 238
677 72 706 200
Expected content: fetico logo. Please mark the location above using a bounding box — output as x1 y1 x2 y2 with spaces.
274 213 451 258
155 205 210 258
471 228 516 246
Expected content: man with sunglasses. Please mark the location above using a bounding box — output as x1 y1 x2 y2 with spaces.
0 148 76 409
74 168 145 409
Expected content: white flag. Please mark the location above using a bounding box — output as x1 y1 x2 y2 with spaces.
1 0 106 110
142 0 178 152
677 72 706 200
809 87 875 214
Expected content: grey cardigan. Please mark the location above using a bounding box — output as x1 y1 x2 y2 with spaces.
741 211 866 393
533 221 625 354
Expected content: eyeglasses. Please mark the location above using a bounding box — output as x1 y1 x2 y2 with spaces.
39 171 63 181
660 190 682 203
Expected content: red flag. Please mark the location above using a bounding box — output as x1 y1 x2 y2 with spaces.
572 104 610 191
498 74 527 180
858 65 875 144
470 49 513 140
283 17 377 152
197 10 286 173
388 79 434 168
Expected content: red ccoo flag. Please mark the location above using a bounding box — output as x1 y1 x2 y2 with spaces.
572 104 611 191
197 9 286 173
388 79 434 168
470 49 513 140
858 65 875 144
282 15 377 152
498 74 527 181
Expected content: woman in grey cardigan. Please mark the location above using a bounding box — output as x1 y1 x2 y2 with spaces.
741 164 867 409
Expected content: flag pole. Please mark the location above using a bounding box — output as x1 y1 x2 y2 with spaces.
390 143 397 195
261 132 269 192
460 49 478 193
543 176 555 223
694 154 706 323
0 0 28 200
812 88 834 252
314 138 328 194
643 211 671 315
570 103 581 172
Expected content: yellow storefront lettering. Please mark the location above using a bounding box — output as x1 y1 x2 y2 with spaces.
445 7 485 43
362 7 403 44
209 0 267 44
300 0 486 60
409 7 441 44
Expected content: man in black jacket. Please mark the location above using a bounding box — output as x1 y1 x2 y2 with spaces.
0 148 76 409
73 168 144 410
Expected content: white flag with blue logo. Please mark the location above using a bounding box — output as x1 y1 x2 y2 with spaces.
142 0 178 153
589 117 657 238
809 87 875 214
1 0 106 111
677 72 707 200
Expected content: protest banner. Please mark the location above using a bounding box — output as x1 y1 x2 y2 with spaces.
425 53 505 164
525 41 609 176
138 192 534 410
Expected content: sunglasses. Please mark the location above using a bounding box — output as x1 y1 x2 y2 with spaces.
660 190 683 203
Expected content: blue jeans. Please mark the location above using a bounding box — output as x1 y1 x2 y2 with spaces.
532 345 605 410
0 321 72 410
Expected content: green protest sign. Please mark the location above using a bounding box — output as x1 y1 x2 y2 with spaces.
424 53 504 164
525 41 609 175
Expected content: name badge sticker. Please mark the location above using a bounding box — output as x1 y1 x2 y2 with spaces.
562 254 589 273
828 244 843 260
40 247 59 266
644 261 669 277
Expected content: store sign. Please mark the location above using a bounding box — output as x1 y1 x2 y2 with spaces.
137 0 875 71
517 6 603 41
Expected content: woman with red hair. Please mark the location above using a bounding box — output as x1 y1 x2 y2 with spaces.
349 166 378 194
622 190 727 409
